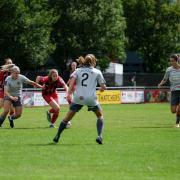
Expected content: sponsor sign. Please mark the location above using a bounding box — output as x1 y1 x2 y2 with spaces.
22 91 69 107
144 89 170 103
121 90 144 103
34 92 47 106
97 90 121 104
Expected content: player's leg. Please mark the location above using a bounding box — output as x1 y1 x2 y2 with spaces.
53 103 82 143
48 100 60 127
176 91 180 127
0 99 12 127
8 97 22 128
53 110 76 143
90 105 104 144
9 105 15 116
44 95 53 123
176 104 180 127
44 94 60 127
0 98 3 109
170 91 180 127
0 91 4 108
49 94 60 127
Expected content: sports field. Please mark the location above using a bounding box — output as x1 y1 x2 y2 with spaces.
0 104 180 180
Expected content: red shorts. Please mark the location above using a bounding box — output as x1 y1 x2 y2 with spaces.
43 93 58 104
0 90 4 99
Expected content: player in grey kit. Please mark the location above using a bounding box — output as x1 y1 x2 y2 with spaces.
158 54 180 128
0 66 42 128
53 54 106 144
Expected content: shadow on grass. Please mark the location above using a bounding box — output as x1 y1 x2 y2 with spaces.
27 142 97 146
0 127 50 130
16 127 50 129
132 125 173 129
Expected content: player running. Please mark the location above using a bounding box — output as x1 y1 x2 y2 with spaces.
0 66 42 128
53 54 106 144
36 69 69 128
158 54 180 128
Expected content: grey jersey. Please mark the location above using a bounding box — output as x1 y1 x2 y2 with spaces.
71 66 106 106
163 66 180 91
5 75 30 97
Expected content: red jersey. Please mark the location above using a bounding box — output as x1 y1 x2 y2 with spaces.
39 76 66 96
0 70 10 91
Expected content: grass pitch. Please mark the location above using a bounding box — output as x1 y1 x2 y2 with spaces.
0 104 180 180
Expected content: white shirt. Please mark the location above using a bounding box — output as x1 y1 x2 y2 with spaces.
5 75 30 97
71 66 106 106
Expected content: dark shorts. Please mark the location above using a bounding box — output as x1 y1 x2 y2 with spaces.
70 103 102 112
4 96 22 107
171 91 180 106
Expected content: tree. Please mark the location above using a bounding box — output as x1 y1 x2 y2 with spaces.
122 0 180 72
50 0 126 70
0 0 57 69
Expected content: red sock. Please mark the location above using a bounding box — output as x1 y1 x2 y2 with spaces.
51 112 59 124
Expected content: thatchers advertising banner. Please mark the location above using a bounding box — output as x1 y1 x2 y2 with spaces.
96 90 121 104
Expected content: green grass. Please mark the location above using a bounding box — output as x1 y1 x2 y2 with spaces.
0 104 180 180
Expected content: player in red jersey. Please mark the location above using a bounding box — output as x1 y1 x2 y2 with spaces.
36 69 69 128
0 58 15 115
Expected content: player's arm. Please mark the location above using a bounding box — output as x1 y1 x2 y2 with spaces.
97 72 106 92
158 79 167 88
58 77 69 94
63 83 68 94
1 64 15 71
158 70 169 88
67 79 70 86
99 83 106 92
27 79 43 88
65 77 76 103
68 77 76 95
35 76 41 83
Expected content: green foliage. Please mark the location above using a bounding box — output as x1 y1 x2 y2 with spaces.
0 0 57 69
50 0 126 69
1 0 179 72
97 56 111 72
122 0 180 72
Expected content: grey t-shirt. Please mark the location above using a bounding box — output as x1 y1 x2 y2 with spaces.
71 66 106 106
163 66 180 91
5 75 30 97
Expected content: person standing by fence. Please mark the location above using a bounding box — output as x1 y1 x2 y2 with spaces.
158 54 180 128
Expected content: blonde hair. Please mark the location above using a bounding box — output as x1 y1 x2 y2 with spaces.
88 54 96 61
11 66 20 73
48 69 58 79
76 56 85 66
84 54 97 67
